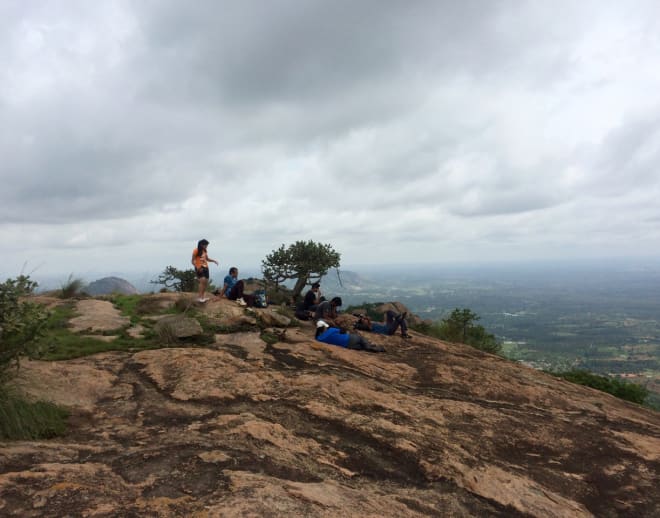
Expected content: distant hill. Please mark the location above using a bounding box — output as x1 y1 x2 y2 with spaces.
85 276 138 296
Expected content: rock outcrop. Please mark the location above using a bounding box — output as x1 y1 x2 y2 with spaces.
1 294 659 517
84 276 138 296
68 299 130 333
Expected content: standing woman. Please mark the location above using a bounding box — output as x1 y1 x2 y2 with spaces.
191 239 218 302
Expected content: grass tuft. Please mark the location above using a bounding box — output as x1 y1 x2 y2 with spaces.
60 274 85 299
0 387 68 440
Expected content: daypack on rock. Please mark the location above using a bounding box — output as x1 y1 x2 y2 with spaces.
295 309 312 321
253 289 268 308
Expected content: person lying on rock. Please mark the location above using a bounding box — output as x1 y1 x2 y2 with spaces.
216 267 254 307
315 320 385 352
354 310 412 339
313 296 342 326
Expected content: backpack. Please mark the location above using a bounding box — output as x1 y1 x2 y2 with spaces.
253 289 268 308
294 309 312 321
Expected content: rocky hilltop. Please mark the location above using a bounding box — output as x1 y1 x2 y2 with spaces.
1 293 659 517
84 276 139 296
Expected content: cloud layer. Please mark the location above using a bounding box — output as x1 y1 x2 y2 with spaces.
2 0 660 276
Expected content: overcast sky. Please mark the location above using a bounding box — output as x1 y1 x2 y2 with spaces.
2 0 660 280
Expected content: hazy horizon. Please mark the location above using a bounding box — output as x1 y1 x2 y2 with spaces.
16 255 660 294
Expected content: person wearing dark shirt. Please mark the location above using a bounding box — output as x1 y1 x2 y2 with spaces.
303 282 324 311
314 297 342 326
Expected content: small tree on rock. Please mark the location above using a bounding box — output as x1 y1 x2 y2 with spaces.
0 275 49 382
152 266 198 293
437 308 501 354
261 240 341 300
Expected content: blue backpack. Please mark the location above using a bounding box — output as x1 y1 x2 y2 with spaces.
253 289 268 308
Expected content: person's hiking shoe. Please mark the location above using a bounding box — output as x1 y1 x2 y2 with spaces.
197 298 208 303
401 333 412 339
366 344 385 352
236 297 247 306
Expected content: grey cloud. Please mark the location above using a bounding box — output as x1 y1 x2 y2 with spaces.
590 116 660 196
131 0 575 122
448 188 562 218
2 0 660 274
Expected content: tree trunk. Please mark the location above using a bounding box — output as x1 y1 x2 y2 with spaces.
292 275 309 300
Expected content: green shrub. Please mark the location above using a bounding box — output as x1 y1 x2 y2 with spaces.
553 369 649 405
0 387 68 440
60 274 85 299
427 308 502 355
0 275 49 382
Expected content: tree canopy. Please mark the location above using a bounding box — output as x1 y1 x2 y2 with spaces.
151 266 197 293
261 240 341 300
553 369 648 405
435 308 502 354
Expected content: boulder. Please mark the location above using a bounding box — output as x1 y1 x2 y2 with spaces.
257 308 291 327
154 315 203 339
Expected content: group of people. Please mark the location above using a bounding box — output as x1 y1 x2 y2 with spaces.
300 283 411 353
192 239 411 352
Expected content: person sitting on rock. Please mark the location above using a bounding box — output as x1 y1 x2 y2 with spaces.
303 282 325 311
315 320 384 352
217 267 254 307
314 296 342 326
354 310 412 339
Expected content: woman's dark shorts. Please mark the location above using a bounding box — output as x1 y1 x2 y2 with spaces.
196 267 209 279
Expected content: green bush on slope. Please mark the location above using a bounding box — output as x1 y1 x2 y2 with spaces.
0 275 68 440
553 369 649 405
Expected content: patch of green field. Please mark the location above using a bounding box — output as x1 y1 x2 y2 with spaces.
31 301 159 360
39 333 159 361
111 294 142 323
